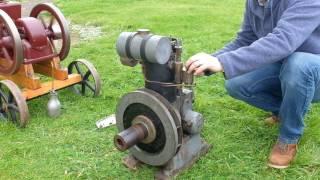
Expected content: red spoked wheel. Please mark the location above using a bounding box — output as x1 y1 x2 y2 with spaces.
30 3 70 61
0 10 23 75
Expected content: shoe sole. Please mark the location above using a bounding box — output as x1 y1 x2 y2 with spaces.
265 122 278 126
264 116 280 126
264 119 279 125
268 163 289 169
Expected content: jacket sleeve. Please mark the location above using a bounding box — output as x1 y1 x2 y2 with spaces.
217 0 320 79
213 0 257 56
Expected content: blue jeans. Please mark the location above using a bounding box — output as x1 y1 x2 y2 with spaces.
225 52 320 144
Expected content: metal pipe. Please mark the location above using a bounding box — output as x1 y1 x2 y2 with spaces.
174 44 183 85
175 62 183 84
174 44 182 62
114 123 148 151
183 69 194 86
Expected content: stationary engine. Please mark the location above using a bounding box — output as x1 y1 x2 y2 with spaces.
114 29 210 179
0 1 70 74
0 1 101 127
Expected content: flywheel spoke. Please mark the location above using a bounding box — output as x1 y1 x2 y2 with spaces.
84 81 95 92
83 70 92 80
8 104 19 112
2 47 12 61
39 16 48 29
68 59 101 97
0 89 8 103
81 83 86 95
74 63 84 78
48 16 55 29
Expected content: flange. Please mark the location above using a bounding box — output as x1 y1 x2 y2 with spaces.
116 89 182 166
132 115 156 144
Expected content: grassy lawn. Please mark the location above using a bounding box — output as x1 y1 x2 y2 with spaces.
1 0 320 179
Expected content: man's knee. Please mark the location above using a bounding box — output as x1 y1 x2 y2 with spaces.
225 79 244 99
281 52 318 88
282 52 317 74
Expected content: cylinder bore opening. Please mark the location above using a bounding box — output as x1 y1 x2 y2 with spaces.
114 123 148 152
114 136 126 151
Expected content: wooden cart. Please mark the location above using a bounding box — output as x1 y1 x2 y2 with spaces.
0 2 101 127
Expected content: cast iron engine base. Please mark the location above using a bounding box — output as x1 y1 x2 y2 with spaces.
122 135 211 180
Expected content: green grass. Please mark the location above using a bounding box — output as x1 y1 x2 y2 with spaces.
1 0 320 179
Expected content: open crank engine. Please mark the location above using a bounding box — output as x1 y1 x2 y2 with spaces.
114 29 210 179
0 1 101 127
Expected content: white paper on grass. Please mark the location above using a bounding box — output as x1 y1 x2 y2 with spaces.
96 114 116 128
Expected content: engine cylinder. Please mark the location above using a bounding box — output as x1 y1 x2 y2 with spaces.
144 61 177 102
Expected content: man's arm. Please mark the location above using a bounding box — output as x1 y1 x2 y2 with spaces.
217 0 320 79
213 0 257 56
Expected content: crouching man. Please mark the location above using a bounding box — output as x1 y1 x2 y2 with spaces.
186 0 320 169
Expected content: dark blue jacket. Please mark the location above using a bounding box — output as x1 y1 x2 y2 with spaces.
214 0 320 79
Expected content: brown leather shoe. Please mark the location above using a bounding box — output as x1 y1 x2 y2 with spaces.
268 141 297 169
265 115 280 125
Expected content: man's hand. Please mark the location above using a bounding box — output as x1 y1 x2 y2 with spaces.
186 52 224 76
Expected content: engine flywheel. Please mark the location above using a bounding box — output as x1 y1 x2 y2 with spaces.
116 88 182 166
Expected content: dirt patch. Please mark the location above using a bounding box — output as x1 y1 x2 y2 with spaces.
70 24 103 45
21 0 102 45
